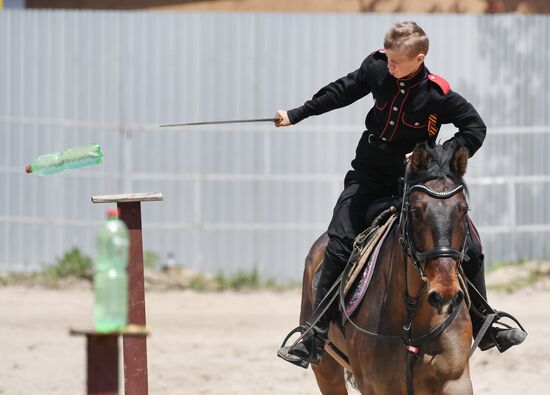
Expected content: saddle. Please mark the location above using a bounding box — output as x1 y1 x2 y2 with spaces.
311 198 399 312
342 211 398 318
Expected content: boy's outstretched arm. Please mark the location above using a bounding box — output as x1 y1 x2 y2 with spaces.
282 55 375 126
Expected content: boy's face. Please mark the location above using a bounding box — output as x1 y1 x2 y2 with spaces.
385 48 425 79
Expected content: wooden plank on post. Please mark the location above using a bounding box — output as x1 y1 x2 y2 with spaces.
91 193 163 204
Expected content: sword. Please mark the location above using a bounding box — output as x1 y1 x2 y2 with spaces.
160 117 281 128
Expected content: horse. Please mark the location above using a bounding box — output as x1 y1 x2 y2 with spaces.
298 142 473 395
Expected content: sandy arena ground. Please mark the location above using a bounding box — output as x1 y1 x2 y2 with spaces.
0 271 548 395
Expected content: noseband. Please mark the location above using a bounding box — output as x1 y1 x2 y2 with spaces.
399 182 469 278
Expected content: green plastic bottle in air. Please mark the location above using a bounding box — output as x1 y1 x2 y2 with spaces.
25 144 103 175
94 208 129 332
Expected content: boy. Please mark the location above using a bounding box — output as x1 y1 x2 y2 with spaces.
276 21 526 368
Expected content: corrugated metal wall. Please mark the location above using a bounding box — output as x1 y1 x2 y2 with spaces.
1 10 549 279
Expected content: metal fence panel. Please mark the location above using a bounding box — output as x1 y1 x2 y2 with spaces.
1 10 549 279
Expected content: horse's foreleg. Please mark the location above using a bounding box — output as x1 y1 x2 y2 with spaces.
440 365 473 395
312 354 348 395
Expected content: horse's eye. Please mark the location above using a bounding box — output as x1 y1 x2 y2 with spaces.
458 203 469 218
411 209 421 220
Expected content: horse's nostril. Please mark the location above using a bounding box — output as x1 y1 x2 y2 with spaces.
427 291 445 308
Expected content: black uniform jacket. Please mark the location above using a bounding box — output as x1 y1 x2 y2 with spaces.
287 49 486 181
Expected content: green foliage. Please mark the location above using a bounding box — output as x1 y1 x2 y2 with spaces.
215 266 261 290
143 250 161 269
188 273 213 292
43 247 93 280
488 257 526 272
489 263 550 293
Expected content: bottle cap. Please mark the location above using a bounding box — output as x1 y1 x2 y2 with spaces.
25 165 32 173
107 208 119 219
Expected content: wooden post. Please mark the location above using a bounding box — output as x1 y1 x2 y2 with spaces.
70 326 149 395
91 192 163 395
86 334 118 395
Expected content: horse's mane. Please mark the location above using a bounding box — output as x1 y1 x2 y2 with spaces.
405 140 468 194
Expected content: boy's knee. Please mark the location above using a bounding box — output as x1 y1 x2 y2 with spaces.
325 237 353 269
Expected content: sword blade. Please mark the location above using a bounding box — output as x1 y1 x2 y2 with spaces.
160 118 277 127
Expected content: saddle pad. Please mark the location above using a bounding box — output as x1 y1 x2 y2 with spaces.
344 215 397 319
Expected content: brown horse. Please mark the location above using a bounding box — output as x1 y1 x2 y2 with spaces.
299 143 473 395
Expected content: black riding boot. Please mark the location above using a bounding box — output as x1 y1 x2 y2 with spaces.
468 256 527 352
277 257 343 368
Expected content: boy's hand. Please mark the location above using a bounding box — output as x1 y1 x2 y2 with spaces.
405 151 413 162
275 110 291 127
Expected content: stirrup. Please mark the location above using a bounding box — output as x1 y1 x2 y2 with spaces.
277 324 326 369
471 310 527 355
483 327 527 353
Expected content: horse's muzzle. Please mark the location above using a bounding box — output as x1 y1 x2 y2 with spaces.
428 289 464 315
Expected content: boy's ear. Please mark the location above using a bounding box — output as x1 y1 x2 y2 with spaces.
417 53 425 62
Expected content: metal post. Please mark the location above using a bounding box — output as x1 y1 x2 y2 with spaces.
117 201 148 395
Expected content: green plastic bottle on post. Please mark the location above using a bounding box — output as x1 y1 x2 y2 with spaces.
94 208 129 332
25 144 103 176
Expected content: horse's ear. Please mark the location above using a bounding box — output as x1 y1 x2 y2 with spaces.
409 144 429 174
450 146 468 178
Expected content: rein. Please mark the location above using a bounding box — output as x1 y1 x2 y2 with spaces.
339 179 468 395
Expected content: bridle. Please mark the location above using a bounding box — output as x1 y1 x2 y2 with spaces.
399 181 470 279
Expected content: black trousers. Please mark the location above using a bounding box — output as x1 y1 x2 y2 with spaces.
324 180 395 272
323 141 405 273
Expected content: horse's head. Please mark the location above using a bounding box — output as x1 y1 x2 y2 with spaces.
401 141 469 314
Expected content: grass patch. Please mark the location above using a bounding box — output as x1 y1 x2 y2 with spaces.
488 257 526 272
215 266 260 290
188 273 215 291
43 247 93 281
487 261 550 293
143 250 161 270
181 266 299 292
0 248 93 288
211 266 298 291
489 271 538 293
2 257 301 292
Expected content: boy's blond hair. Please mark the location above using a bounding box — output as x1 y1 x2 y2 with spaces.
384 21 429 58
